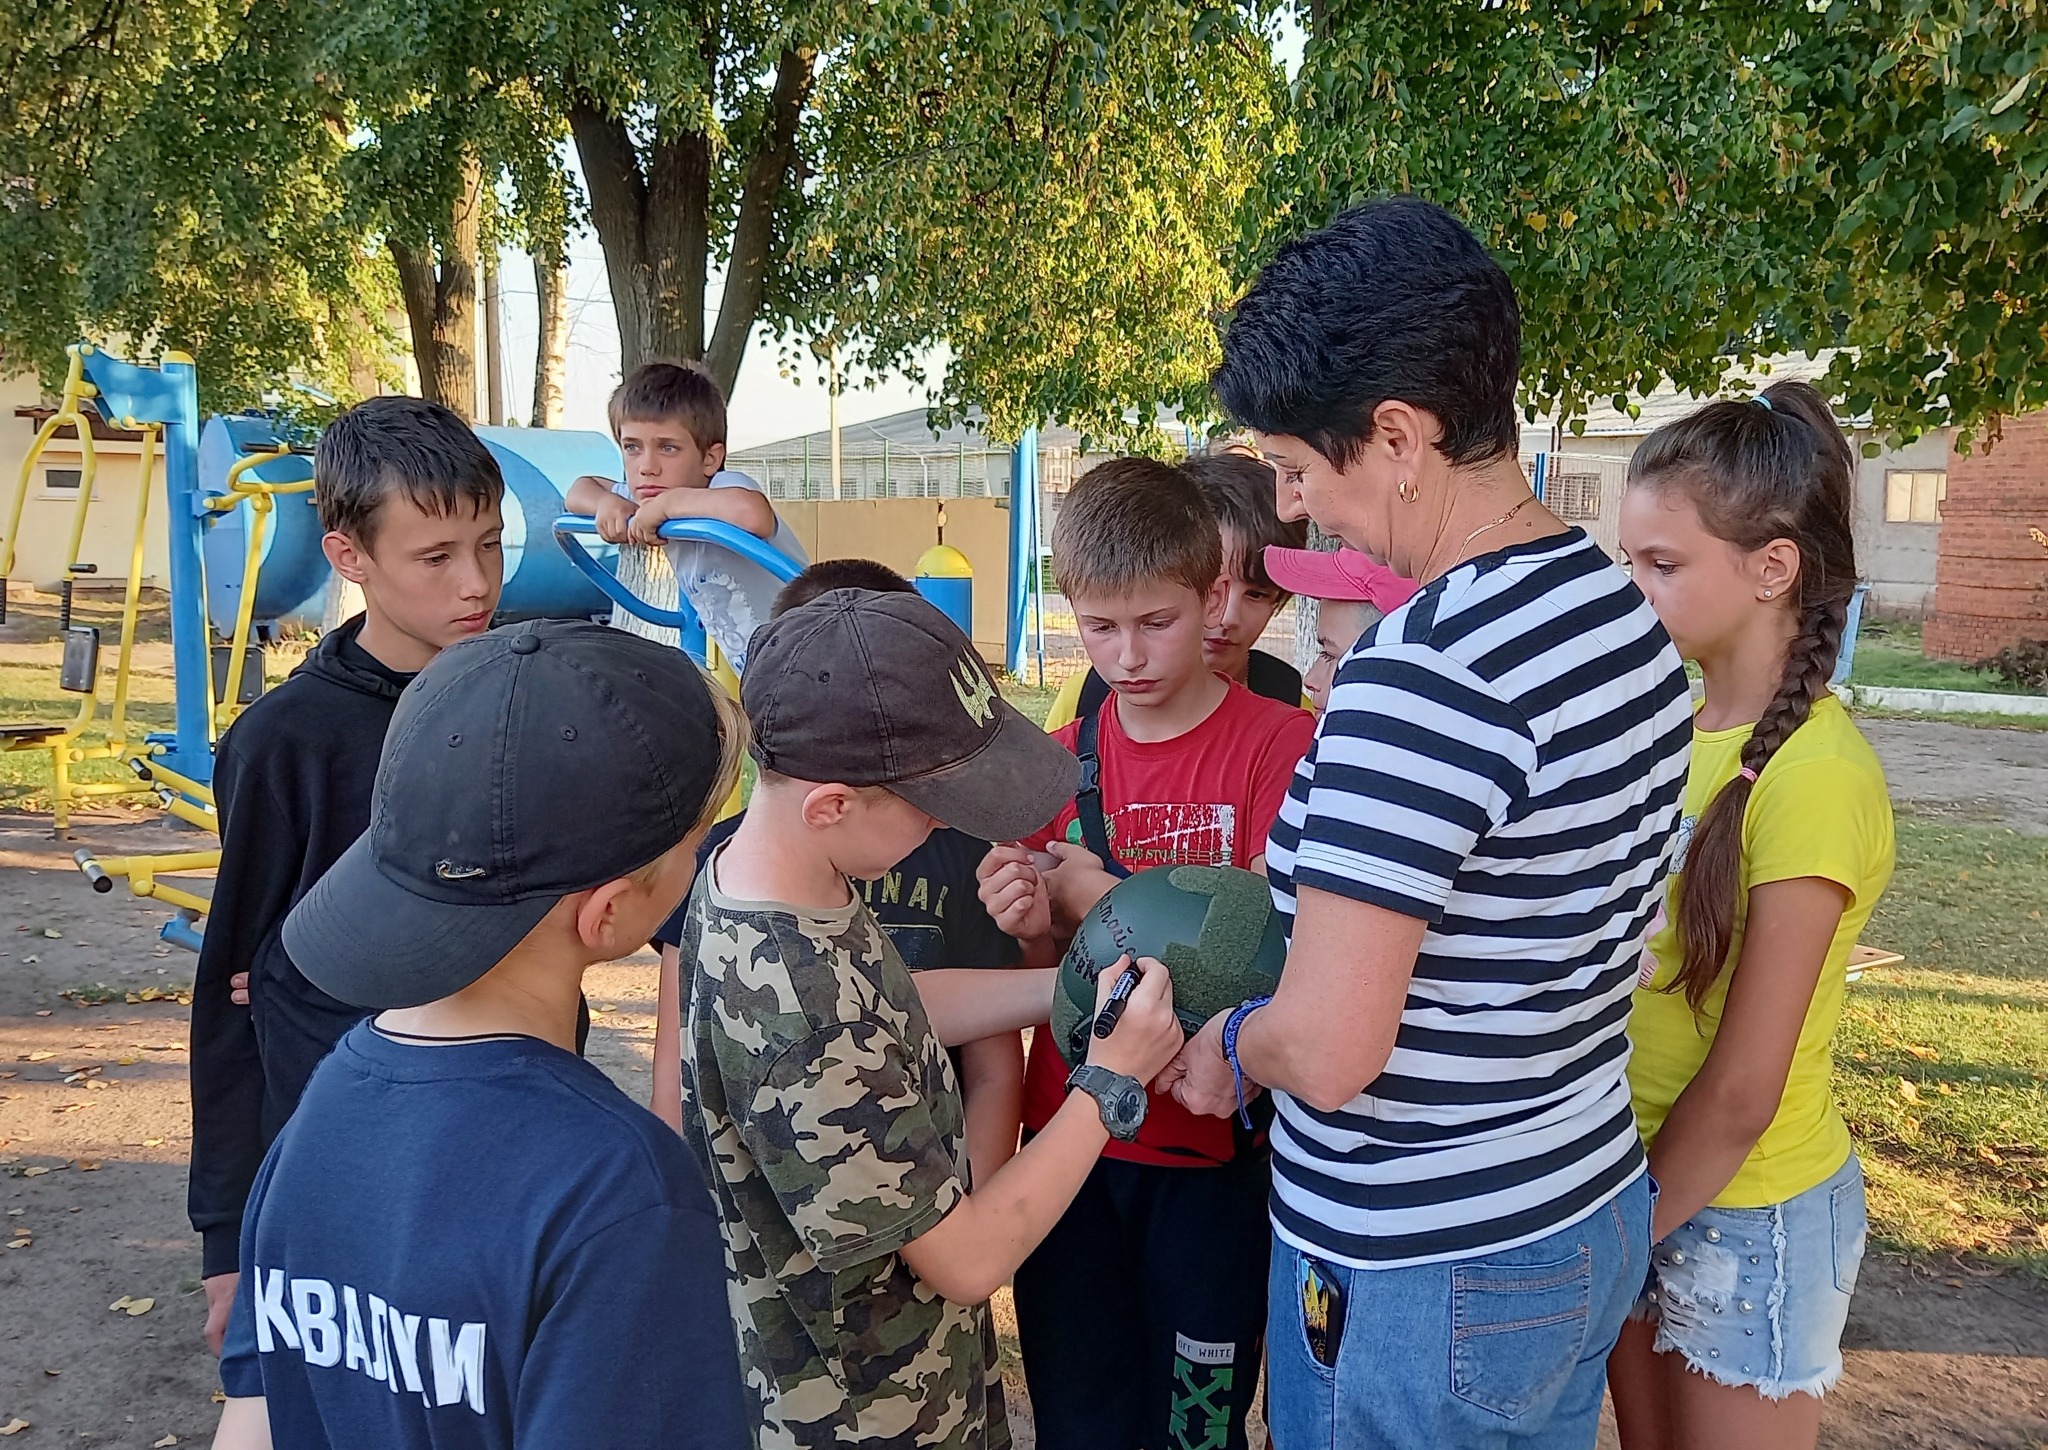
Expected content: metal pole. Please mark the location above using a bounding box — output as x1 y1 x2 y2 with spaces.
829 347 843 501
1005 428 1038 677
1031 438 1047 688
159 355 213 781
882 438 890 497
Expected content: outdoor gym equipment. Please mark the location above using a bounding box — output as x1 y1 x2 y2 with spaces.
552 513 804 672
0 344 190 833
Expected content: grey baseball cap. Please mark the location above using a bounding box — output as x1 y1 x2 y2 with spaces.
283 619 726 1009
742 588 1078 842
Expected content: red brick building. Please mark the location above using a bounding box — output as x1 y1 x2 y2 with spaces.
1925 413 2048 661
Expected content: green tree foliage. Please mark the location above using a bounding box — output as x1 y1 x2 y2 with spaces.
1271 0 2048 445
1 0 397 408
1798 0 2048 444
5 0 2042 446
799 2 1284 444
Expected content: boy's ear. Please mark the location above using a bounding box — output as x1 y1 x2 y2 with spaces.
322 530 371 584
799 783 858 830
571 876 640 955
703 440 727 479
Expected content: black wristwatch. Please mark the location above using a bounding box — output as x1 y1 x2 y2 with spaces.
1067 1063 1147 1142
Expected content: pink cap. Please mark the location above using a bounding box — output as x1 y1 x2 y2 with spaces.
1262 546 1420 613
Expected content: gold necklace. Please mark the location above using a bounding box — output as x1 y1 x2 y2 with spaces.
1457 493 1535 558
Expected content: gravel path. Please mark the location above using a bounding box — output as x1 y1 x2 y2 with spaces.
1859 718 2048 835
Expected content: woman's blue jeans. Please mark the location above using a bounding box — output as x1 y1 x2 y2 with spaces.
1265 1173 1651 1448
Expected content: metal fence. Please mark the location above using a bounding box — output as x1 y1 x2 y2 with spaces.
730 443 1014 501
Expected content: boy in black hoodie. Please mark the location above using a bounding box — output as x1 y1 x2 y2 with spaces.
188 396 506 1353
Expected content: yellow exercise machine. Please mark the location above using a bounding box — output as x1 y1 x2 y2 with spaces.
0 344 169 834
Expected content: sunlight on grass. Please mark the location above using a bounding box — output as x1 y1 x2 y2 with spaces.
1843 814 2048 1274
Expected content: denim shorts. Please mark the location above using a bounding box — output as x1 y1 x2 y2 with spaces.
1631 1153 1865 1399
1267 1173 1651 1448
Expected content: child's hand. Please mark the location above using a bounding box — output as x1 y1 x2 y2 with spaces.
628 496 674 545
978 844 1052 943
1084 955 1181 1084
1042 840 1116 935
592 490 637 545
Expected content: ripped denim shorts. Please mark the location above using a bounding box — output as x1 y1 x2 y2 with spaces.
1630 1153 1865 1399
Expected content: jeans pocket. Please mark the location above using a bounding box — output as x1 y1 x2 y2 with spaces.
1830 1167 1867 1297
1451 1249 1591 1420
1276 1244 1343 1386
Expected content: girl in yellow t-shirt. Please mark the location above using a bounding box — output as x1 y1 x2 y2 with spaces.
1609 379 1895 1450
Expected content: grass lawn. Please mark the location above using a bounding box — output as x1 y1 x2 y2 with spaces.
1843 811 2048 1276
1851 618 2039 696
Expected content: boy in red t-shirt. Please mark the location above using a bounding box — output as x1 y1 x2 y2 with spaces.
978 457 1314 1450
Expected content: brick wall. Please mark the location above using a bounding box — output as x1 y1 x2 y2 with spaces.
1925 414 2048 661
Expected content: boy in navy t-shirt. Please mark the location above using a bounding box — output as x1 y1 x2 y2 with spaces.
212 621 748 1450
652 559 1027 1182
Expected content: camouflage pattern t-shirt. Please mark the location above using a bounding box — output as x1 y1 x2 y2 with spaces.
678 850 1010 1450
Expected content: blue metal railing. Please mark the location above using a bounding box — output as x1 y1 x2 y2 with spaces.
551 514 804 665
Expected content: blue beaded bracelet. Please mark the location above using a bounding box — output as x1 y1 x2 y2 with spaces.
1222 995 1273 1129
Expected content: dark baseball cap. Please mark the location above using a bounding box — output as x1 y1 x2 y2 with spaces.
283 619 727 1009
742 589 1078 842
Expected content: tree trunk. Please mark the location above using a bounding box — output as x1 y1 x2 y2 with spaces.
705 46 817 394
532 246 569 429
571 45 814 393
388 149 483 419
483 249 506 425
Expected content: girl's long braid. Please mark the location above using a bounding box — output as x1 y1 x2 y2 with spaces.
1629 377 1859 1010
1672 593 1846 1008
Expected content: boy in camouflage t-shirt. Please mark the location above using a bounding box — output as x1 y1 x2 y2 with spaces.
675 590 1186 1449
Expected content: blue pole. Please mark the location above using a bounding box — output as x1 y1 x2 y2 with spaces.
158 355 214 782
1006 427 1038 677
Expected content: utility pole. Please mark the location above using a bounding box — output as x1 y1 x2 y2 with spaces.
828 344 843 501
483 250 507 426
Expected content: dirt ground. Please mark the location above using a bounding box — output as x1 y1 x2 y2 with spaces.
1861 718 2048 837
3 720 2047 1446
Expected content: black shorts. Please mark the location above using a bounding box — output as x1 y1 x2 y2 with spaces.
1012 1150 1271 1450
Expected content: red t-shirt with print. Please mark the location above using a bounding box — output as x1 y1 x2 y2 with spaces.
1021 676 1315 1166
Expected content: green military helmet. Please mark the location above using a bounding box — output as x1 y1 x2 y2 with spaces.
1049 864 1287 1064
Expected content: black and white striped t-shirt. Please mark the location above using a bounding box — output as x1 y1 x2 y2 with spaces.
1264 527 1690 1269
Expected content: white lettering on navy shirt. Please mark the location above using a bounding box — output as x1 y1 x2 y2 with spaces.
252 1265 487 1414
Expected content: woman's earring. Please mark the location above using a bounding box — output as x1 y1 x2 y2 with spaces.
1397 478 1419 504
1763 589 1775 599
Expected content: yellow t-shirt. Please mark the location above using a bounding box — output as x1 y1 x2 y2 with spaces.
1628 692 1894 1207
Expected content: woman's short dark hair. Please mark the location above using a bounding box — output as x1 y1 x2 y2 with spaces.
1213 196 1522 469
314 395 504 548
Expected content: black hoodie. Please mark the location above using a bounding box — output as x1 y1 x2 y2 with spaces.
187 615 412 1277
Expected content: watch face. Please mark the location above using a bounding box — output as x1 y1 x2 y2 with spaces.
1115 1088 1145 1125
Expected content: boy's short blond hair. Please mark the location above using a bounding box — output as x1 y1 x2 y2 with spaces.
1051 457 1221 601
608 361 728 449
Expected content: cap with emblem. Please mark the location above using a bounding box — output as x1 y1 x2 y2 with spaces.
742 588 1078 842
282 619 726 1009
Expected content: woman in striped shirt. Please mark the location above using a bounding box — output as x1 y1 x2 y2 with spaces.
1163 197 1692 1446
